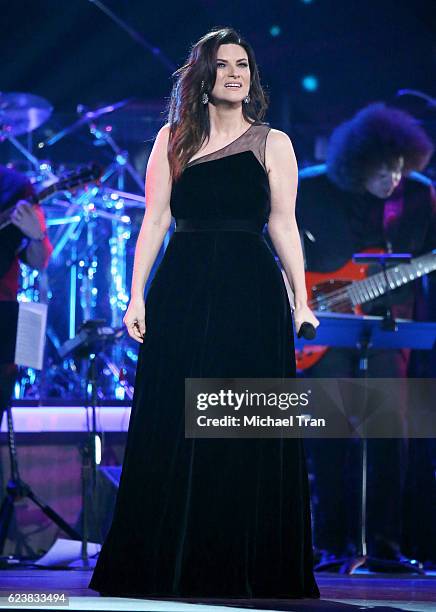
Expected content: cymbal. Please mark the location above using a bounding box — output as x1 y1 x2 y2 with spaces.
0 92 53 137
41 97 135 148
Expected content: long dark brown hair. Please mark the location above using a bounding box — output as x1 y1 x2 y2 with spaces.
166 27 269 182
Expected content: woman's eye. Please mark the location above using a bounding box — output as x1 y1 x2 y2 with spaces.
217 63 249 68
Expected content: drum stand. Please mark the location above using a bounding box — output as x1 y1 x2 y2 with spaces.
78 350 100 567
43 104 143 399
57 319 124 566
0 379 81 562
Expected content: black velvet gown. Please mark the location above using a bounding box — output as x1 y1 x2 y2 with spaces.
89 121 320 599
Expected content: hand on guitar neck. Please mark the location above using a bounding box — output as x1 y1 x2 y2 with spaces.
0 163 101 277
0 162 102 232
9 201 47 241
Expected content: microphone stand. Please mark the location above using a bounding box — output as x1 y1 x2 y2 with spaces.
58 320 125 566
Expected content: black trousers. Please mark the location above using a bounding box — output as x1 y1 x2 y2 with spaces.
303 347 410 558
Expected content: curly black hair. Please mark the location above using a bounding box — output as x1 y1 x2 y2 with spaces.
326 103 434 193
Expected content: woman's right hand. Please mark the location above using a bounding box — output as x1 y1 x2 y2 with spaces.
123 298 146 343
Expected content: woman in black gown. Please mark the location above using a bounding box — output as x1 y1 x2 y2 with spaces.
89 26 320 599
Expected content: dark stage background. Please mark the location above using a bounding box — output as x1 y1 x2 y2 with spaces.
2 0 435 378
0 0 435 564
2 0 435 168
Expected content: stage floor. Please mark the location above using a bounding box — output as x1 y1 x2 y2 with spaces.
0 570 435 611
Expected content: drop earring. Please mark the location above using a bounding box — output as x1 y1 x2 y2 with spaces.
243 94 251 104
201 80 209 105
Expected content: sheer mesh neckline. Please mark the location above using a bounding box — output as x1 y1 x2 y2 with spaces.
186 122 259 167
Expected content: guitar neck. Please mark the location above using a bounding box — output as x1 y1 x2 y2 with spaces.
0 179 83 231
0 162 101 232
0 205 18 230
347 251 436 306
0 191 42 231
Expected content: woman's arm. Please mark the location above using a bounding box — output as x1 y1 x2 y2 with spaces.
123 124 173 342
265 129 319 333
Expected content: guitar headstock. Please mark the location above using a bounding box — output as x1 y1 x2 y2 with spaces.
55 163 102 192
36 163 103 203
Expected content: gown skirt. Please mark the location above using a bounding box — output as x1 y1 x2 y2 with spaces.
89 122 320 599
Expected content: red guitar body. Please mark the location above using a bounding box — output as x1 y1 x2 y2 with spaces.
296 248 384 371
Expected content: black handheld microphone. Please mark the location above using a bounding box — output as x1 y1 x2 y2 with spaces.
297 322 317 340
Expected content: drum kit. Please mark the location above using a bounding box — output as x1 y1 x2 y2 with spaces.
0 92 164 400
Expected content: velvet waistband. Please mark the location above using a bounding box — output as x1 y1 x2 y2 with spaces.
175 219 263 235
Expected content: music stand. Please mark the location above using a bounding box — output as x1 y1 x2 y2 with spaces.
0 301 80 563
296 311 436 575
57 319 124 567
295 312 436 352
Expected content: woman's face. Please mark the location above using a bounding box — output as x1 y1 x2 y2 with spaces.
210 44 251 106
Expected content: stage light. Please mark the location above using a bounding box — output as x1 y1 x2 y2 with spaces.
95 434 102 465
302 75 319 92
269 25 281 37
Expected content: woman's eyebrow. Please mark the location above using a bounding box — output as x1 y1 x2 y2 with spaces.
216 58 248 62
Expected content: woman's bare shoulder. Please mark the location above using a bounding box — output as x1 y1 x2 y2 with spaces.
266 128 294 150
265 128 297 176
156 122 171 142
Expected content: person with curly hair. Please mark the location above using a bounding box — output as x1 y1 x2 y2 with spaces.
89 27 320 599
295 103 435 568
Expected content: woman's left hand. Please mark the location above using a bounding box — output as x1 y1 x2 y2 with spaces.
293 304 320 336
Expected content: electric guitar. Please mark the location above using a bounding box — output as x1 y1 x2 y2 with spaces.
0 163 101 231
0 163 101 277
297 248 436 371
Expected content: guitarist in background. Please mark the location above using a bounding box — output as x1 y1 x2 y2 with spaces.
295 104 436 567
0 164 52 422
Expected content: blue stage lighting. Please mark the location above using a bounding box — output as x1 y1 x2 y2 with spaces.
269 25 281 37
302 75 319 92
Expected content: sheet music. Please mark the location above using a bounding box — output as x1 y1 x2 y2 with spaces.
14 301 48 370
